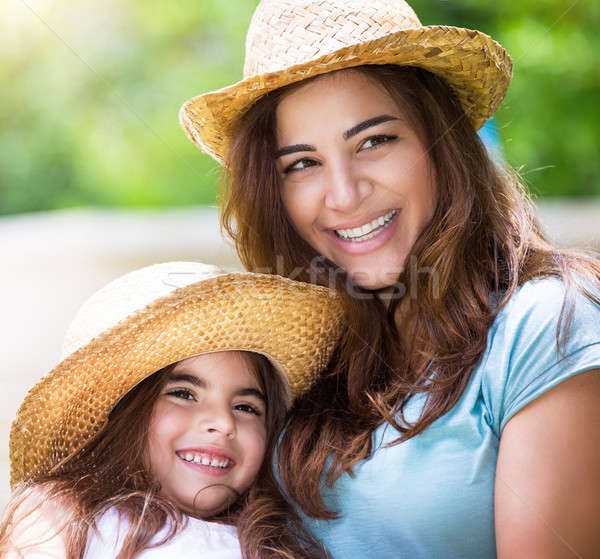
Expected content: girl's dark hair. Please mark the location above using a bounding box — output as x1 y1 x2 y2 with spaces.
0 353 327 559
221 64 600 519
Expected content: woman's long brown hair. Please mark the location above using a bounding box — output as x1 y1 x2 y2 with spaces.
0 353 327 558
221 65 600 519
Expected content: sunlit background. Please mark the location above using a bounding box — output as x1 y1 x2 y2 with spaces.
1 0 599 508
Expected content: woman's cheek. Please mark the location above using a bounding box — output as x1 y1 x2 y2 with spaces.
281 184 312 231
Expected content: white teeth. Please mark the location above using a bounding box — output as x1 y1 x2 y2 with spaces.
335 210 397 241
179 452 230 468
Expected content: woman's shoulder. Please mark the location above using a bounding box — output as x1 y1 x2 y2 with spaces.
495 275 600 339
480 275 600 433
1 483 71 558
506 275 564 303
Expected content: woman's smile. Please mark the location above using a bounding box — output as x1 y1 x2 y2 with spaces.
328 208 401 255
276 69 437 289
331 208 398 240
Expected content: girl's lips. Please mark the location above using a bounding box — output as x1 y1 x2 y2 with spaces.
177 459 233 476
328 209 400 255
178 457 233 477
176 445 235 462
175 446 236 477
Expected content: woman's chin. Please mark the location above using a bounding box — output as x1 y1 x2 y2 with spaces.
347 269 403 292
329 250 408 293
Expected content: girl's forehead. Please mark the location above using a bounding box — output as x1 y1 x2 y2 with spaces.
170 352 260 385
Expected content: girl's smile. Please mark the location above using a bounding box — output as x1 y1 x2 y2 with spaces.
176 445 235 472
276 69 437 289
147 351 267 517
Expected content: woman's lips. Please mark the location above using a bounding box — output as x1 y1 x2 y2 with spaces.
329 209 400 255
330 208 399 231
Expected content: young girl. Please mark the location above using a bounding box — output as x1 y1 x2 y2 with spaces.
1 261 343 558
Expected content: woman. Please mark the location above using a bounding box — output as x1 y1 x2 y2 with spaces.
179 1 600 557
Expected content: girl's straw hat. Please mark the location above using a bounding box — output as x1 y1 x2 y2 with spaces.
10 262 344 487
179 0 512 164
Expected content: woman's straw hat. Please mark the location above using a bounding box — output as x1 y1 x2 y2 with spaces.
179 0 512 164
10 262 344 487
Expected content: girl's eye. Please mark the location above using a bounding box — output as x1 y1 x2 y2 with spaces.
360 135 397 150
167 388 195 401
233 403 262 416
283 158 318 174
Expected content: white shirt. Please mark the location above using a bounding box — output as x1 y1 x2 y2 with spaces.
85 507 241 559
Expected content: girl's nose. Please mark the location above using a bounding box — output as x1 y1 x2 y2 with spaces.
199 402 236 439
324 161 372 213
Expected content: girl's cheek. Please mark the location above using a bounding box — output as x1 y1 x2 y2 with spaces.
256 423 268 456
148 402 184 442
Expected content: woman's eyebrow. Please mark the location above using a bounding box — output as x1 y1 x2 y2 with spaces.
274 143 316 159
343 114 399 140
274 114 400 158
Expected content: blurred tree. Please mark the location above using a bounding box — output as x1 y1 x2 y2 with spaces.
412 0 600 197
0 0 598 215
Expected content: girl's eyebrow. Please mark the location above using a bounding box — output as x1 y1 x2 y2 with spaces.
166 373 266 402
167 373 206 388
236 388 266 403
274 114 400 158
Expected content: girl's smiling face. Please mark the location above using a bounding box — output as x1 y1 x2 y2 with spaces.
146 351 267 517
275 69 437 290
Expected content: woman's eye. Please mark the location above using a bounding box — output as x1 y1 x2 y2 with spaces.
233 403 262 416
360 135 396 150
284 158 317 174
167 389 195 401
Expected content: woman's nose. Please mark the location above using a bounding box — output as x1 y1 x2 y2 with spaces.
324 161 372 212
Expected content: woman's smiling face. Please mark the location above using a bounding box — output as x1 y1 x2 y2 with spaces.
275 69 437 290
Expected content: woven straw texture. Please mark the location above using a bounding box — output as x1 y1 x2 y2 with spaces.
10 262 344 487
179 0 512 164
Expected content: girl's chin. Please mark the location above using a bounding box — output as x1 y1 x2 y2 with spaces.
176 498 231 519
166 488 238 518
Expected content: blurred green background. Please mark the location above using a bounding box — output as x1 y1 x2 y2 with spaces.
1 0 599 216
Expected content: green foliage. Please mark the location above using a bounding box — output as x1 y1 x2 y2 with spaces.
412 0 600 197
0 0 598 215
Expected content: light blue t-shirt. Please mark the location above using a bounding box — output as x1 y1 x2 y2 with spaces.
300 278 600 558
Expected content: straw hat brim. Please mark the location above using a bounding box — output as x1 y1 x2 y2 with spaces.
180 25 512 164
10 273 343 487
